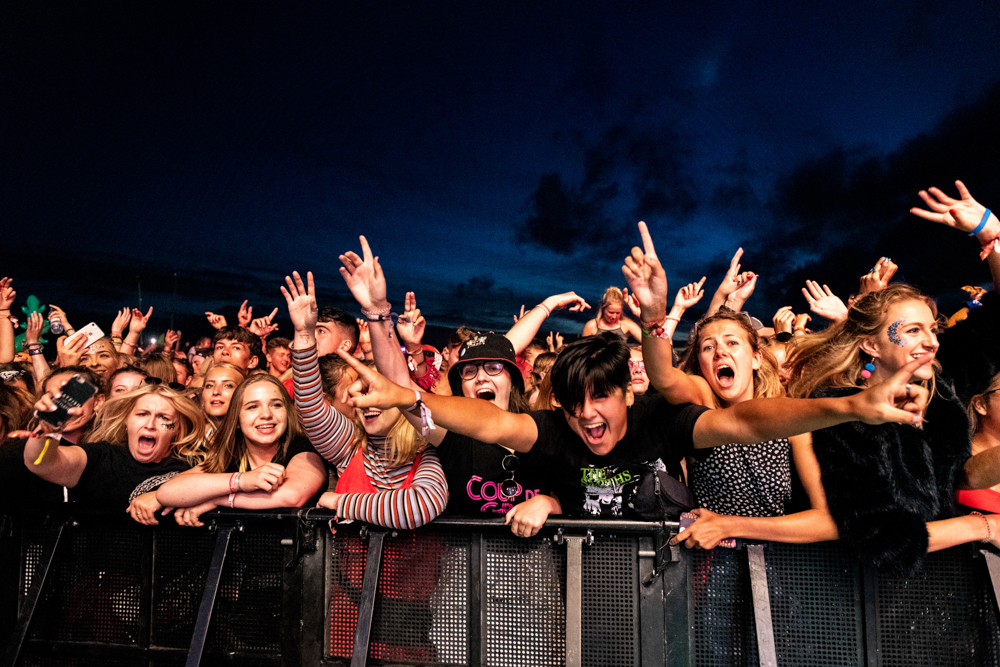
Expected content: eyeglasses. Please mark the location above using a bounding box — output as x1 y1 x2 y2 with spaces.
143 376 187 392
499 453 522 499
628 359 646 374
459 361 506 380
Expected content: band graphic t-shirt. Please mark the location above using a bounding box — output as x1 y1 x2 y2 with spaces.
525 394 706 518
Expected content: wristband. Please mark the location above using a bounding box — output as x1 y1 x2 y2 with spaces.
235 471 244 492
29 348 44 356
969 208 992 237
229 472 239 494
664 316 680 323
641 318 671 341
535 303 551 317
228 492 237 509
405 389 436 435
360 304 392 321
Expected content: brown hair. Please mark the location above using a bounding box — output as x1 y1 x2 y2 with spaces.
968 372 1000 436
203 374 306 473
679 308 784 405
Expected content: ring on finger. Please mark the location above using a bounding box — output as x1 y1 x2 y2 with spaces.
905 383 913 399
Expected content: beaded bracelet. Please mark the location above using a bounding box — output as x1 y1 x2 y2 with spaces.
360 304 392 321
971 511 993 543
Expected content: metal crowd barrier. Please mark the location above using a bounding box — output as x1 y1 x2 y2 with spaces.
2 507 999 666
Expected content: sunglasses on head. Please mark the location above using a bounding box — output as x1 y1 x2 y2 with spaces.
143 376 186 392
459 361 506 380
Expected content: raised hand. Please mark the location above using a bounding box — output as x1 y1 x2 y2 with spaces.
48 305 73 334
249 308 280 338
674 278 706 310
280 271 317 334
858 257 898 296
25 311 44 345
542 291 592 314
339 235 388 311
56 334 87 369
621 288 642 317
801 280 848 322
111 308 132 337
718 248 745 297
397 292 427 349
205 312 227 330
237 300 253 328
129 307 153 334
772 306 796 334
164 329 181 351
546 331 564 352
794 312 811 334
0 277 15 310
621 221 668 321
731 271 757 303
513 304 526 324
910 180 996 237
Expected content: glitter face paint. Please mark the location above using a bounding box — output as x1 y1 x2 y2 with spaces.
887 317 906 346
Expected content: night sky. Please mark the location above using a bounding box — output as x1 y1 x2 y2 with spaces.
5 2 1000 346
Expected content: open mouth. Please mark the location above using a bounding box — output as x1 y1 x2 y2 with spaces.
137 435 157 453
363 409 382 422
581 423 607 443
715 365 735 388
476 388 496 402
256 424 276 434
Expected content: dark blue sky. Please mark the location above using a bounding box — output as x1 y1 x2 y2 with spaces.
5 1 1000 342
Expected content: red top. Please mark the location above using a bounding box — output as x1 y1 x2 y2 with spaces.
335 447 421 495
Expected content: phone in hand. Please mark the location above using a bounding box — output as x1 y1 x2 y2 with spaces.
40 375 99 430
64 322 105 350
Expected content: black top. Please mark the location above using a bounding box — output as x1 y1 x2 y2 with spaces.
437 430 551 516
73 441 192 509
224 436 326 507
0 437 65 510
523 394 707 518
811 383 970 576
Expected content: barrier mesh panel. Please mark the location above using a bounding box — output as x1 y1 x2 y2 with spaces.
875 546 1000 667
485 534 566 667
692 547 757 667
205 524 284 654
23 521 144 645
766 541 864 666
328 529 468 665
150 525 215 648
18 653 142 667
582 536 639 667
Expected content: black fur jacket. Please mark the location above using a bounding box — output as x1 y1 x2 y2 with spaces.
811 382 971 577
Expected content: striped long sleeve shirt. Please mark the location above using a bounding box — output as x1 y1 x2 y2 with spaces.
292 344 449 529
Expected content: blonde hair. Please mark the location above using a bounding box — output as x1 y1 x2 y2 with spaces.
680 309 784 405
784 284 939 400
968 372 1000 436
598 286 624 320
203 374 305 473
86 384 207 465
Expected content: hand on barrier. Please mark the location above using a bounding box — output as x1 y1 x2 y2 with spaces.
505 494 561 538
174 499 219 527
127 491 172 526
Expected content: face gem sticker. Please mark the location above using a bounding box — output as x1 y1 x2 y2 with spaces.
887 317 906 347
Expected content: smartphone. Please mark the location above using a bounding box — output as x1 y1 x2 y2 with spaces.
64 322 105 349
40 375 99 430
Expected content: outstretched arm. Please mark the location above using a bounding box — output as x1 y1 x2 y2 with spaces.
0 278 14 363
910 180 1000 293
505 292 590 354
706 249 757 316
336 349 539 452
692 357 931 449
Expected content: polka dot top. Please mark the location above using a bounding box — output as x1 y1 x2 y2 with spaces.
689 439 792 517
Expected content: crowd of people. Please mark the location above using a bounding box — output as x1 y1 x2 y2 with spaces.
1 180 999 577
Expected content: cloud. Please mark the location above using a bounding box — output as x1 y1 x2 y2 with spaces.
516 124 697 259
737 78 1000 317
